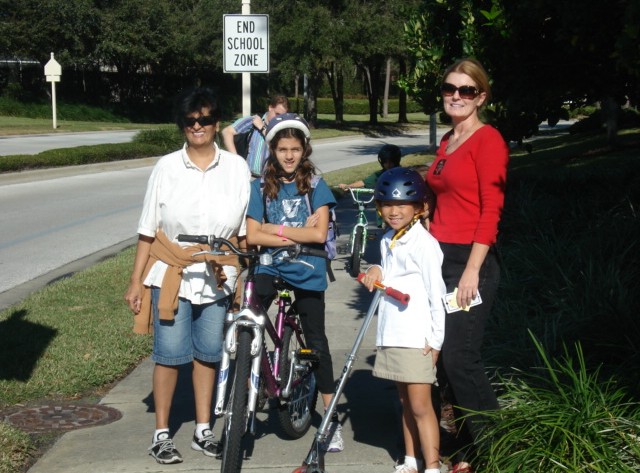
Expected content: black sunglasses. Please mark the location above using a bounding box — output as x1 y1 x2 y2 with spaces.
441 83 480 100
183 115 216 127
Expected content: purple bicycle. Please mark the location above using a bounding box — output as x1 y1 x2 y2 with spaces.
177 235 326 473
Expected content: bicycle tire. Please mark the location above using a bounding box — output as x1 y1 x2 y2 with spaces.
277 324 318 439
220 328 252 473
349 226 364 278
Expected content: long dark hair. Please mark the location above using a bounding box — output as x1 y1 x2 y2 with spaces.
262 128 316 200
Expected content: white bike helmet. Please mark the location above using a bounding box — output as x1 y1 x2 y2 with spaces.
265 113 311 143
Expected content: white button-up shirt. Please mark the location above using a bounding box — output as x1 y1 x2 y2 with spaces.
376 223 446 350
138 143 251 304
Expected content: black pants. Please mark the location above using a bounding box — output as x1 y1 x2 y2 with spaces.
254 274 335 395
438 243 500 445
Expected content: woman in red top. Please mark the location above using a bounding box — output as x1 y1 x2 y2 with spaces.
426 58 508 472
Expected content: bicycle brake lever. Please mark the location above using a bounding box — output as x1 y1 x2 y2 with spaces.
288 258 313 269
191 250 226 257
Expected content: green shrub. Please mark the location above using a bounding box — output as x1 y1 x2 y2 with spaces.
286 97 423 115
133 126 184 149
0 142 169 173
0 97 128 122
475 335 640 472
487 132 640 395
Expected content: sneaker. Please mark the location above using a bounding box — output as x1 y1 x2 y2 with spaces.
323 421 344 452
393 464 419 473
191 429 217 457
393 458 425 473
148 431 183 464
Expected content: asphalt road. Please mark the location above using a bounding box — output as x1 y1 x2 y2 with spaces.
0 130 139 156
0 130 439 310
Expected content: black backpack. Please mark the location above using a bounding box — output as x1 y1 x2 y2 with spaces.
233 127 255 159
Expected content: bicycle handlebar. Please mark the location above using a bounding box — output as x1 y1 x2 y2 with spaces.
345 187 374 194
347 187 376 205
176 234 328 260
357 273 410 305
176 234 209 245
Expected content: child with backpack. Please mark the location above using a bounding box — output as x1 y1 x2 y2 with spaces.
361 167 446 473
245 113 344 453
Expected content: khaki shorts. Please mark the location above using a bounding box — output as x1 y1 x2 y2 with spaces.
373 347 437 384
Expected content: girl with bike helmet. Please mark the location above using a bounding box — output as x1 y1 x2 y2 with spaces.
362 167 446 473
245 113 344 453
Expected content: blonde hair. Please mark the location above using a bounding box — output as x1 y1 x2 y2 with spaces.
443 58 492 105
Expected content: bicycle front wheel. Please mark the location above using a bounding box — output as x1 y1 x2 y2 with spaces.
220 328 252 473
349 226 364 278
277 324 318 439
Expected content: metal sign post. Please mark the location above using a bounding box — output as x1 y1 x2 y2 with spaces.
44 53 61 129
224 0 269 117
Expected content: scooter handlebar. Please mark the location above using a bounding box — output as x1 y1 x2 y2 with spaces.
357 273 410 305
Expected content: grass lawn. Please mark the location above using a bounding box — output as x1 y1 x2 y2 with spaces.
0 112 431 137
0 116 157 136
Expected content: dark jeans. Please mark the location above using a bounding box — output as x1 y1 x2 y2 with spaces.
254 274 335 395
438 243 500 445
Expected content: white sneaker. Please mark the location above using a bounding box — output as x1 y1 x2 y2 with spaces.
392 459 424 473
323 421 344 452
393 464 418 473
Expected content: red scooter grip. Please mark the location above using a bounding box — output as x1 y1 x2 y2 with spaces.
357 273 410 305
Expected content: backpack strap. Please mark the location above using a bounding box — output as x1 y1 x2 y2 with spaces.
259 177 266 222
305 176 336 282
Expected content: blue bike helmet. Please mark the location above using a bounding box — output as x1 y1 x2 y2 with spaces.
374 167 427 203
265 112 311 143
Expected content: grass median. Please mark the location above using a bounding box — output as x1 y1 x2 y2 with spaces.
0 112 430 174
2 127 640 472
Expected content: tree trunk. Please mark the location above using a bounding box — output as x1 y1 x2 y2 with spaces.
397 57 408 124
305 72 324 129
430 113 438 151
601 96 620 147
362 64 379 126
382 57 391 118
336 68 344 125
324 63 344 125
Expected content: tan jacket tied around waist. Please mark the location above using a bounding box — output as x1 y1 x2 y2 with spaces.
133 230 242 334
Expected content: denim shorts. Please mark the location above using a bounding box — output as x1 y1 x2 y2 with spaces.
151 287 228 365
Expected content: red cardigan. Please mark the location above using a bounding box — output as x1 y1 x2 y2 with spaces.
426 125 508 246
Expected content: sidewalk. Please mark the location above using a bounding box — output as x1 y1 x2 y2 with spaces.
26 197 413 473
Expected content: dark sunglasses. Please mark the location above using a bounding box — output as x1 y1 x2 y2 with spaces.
183 115 216 127
441 82 480 99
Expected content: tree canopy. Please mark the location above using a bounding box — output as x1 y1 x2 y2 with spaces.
400 0 639 141
1 0 638 135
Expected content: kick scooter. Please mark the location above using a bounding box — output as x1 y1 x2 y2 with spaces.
292 274 410 473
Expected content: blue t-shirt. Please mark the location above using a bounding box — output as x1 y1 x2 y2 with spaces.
247 177 336 291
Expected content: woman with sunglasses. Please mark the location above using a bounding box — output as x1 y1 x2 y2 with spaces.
124 87 251 465
425 58 509 473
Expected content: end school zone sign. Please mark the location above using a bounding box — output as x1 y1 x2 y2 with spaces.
224 14 269 73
